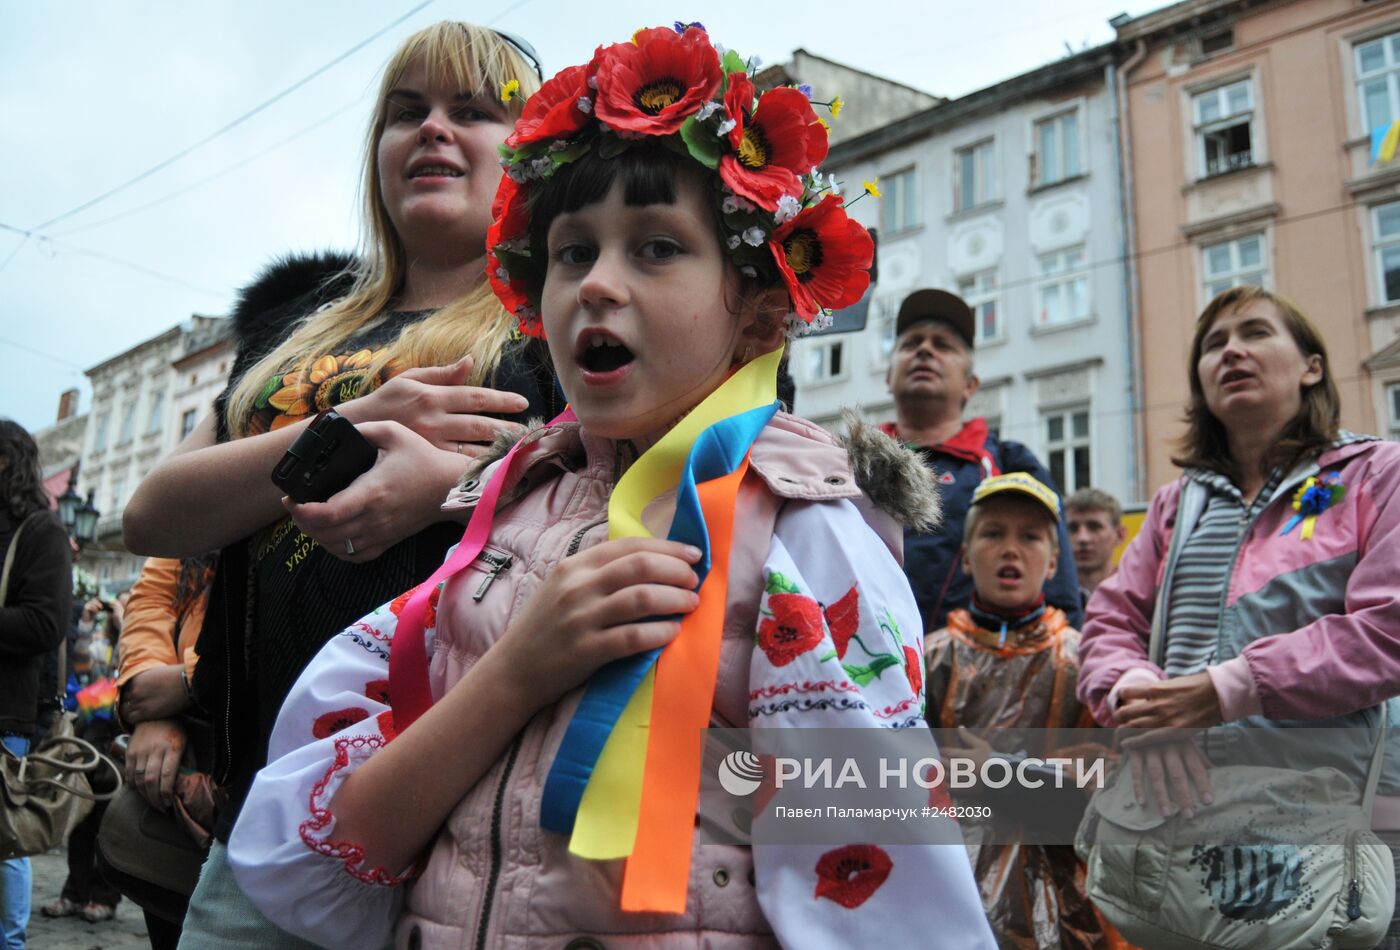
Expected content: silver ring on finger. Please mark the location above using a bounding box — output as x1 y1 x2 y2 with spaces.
344 538 356 556
134 768 146 775
455 441 469 455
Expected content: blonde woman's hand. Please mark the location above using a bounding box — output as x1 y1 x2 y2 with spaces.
489 537 703 707
339 355 529 454
283 421 467 562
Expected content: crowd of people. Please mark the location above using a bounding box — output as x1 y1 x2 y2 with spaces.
3 17 1399 950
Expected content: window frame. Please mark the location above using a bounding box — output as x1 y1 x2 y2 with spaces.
953 138 998 212
117 400 137 447
1372 200 1400 306
879 166 919 235
802 337 848 386
957 269 1003 344
1042 404 1093 495
1356 30 1400 132
1389 382 1400 441
1033 108 1082 187
1034 245 1091 329
1191 78 1255 179
1200 232 1269 302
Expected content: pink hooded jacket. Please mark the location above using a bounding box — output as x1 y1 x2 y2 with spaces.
1077 438 1400 816
229 414 995 949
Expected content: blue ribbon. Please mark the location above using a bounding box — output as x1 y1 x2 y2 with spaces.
539 402 777 836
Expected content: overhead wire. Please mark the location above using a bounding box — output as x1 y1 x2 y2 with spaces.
0 222 224 296
25 0 436 234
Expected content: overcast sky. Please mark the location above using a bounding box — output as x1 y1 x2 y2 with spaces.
0 0 1163 434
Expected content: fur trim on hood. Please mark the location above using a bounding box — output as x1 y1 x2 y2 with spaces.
838 410 941 533
460 410 941 532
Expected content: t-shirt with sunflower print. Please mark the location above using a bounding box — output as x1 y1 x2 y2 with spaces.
242 311 432 436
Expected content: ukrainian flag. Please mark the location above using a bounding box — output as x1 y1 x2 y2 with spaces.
1371 120 1400 164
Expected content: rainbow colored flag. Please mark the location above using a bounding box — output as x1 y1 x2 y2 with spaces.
76 678 118 722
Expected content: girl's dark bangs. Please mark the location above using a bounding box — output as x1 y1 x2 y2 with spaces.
527 145 690 246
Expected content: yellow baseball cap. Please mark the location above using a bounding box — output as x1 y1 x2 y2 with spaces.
970 472 1060 523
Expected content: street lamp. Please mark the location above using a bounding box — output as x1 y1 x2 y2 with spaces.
56 466 82 532
73 490 100 548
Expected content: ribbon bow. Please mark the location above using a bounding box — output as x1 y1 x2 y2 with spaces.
1280 472 1345 540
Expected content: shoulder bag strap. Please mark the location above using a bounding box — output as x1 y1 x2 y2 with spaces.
1148 479 1200 668
0 511 39 604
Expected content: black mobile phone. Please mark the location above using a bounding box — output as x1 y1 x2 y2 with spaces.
271 409 378 504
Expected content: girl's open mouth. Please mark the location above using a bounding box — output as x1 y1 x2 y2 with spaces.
575 330 635 377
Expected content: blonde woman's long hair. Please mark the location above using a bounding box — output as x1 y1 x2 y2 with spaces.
225 21 539 438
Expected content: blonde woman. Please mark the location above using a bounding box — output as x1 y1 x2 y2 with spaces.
122 22 553 947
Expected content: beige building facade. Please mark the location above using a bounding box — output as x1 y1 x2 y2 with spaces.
1117 0 1400 490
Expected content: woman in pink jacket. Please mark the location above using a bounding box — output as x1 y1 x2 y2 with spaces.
1076 285 1400 945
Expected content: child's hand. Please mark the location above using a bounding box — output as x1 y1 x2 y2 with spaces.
492 537 702 706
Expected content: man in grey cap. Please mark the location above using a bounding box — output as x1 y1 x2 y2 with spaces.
879 289 1081 631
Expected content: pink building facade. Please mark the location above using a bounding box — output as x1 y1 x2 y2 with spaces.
1117 0 1400 490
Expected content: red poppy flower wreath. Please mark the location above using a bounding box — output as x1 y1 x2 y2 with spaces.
486 23 871 337
593 27 722 135
720 72 828 208
770 195 875 319
504 63 593 151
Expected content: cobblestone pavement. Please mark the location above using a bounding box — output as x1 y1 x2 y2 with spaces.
19 847 149 950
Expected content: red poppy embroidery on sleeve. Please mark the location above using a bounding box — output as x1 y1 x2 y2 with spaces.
813 844 893 909
757 593 825 667
375 710 397 742
902 646 923 696
822 586 860 659
388 584 441 629
312 707 370 740
364 679 391 706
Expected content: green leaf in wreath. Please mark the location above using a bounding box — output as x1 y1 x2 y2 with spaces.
765 571 802 595
597 133 630 161
842 654 899 686
679 116 720 170
721 49 748 79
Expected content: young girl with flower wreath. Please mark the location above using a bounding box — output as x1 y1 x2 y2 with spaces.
228 24 994 949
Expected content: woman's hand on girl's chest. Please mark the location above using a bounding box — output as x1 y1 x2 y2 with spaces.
340 354 527 453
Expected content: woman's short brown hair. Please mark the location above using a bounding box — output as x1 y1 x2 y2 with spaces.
1172 285 1340 481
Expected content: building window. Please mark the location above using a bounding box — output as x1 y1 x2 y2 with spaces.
1202 233 1268 299
958 270 1002 342
1373 201 1400 304
1192 79 1254 178
1200 29 1235 57
1357 32 1400 131
1389 383 1400 440
1034 110 1081 186
1035 246 1090 327
117 401 137 446
954 139 997 211
93 411 111 453
1045 406 1091 493
110 476 126 513
146 388 166 435
804 339 845 383
880 167 918 235
180 409 199 440
873 296 899 363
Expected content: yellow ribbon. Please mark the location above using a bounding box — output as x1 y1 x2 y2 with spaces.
567 346 782 859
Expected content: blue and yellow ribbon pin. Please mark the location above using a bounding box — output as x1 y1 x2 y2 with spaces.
1280 471 1345 540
